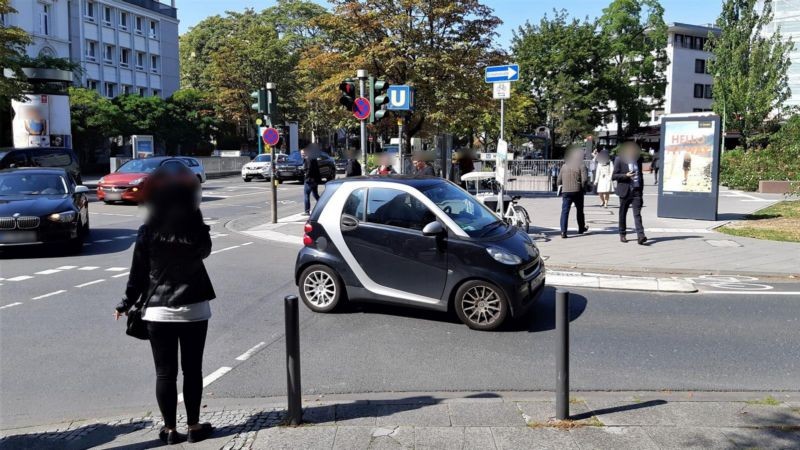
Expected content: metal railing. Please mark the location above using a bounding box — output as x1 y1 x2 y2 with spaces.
503 159 593 193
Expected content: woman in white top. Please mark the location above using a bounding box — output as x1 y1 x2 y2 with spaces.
594 151 613 207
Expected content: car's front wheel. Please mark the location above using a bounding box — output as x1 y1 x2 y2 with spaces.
298 264 343 313
454 280 509 331
243 177 252 182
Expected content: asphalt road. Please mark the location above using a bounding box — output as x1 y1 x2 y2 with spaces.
1 176 799 429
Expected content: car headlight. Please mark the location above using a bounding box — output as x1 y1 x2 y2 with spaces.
48 210 77 223
486 246 522 265
129 177 146 186
260 165 270 172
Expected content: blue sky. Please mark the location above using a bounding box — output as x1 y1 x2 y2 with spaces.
174 0 722 48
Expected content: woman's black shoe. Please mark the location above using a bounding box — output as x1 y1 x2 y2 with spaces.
159 428 185 445
561 233 568 239
187 423 214 443
620 235 628 243
578 227 588 234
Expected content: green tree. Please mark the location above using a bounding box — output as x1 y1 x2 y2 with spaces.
512 10 608 147
162 89 221 155
708 0 794 149
68 87 123 164
0 0 31 101
599 0 668 140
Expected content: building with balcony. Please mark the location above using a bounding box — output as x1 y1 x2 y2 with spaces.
4 0 179 99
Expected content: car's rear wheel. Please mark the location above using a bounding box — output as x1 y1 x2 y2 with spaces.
243 177 252 182
299 265 342 313
454 280 508 331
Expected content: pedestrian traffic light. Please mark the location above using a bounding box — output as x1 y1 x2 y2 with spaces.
266 89 278 116
251 88 267 114
369 78 390 124
339 80 356 111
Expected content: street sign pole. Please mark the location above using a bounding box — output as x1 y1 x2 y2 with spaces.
266 82 278 224
398 116 404 174
357 70 368 171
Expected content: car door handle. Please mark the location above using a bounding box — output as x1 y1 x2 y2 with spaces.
341 214 359 231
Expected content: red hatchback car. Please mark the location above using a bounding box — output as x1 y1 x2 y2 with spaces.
97 157 191 204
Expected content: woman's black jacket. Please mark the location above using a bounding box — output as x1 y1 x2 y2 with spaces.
116 224 216 312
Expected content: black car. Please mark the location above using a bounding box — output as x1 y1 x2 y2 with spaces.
275 151 336 183
0 147 82 184
0 168 90 252
294 176 545 330
334 158 348 174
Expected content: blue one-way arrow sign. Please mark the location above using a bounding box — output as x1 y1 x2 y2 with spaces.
485 64 520 83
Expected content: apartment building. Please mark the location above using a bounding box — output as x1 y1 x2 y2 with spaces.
5 0 179 99
760 0 800 108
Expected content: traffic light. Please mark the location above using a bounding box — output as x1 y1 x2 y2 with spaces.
369 77 390 124
251 88 267 114
338 79 356 111
266 89 278 116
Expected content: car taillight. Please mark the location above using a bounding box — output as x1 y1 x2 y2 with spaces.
303 222 313 246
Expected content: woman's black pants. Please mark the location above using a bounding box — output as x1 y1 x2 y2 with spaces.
147 320 208 429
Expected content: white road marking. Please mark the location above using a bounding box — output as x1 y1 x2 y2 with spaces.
0 302 23 311
235 342 266 361
210 245 240 255
7 275 33 282
105 267 127 272
56 266 77 270
35 269 62 275
75 279 105 288
178 366 233 404
240 242 253 246
702 291 800 296
79 266 99 271
32 290 66 300
111 271 130 278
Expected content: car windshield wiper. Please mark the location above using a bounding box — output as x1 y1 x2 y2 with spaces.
479 220 505 237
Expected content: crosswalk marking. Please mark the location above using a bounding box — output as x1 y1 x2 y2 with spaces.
78 266 99 271
7 275 33 282
111 272 130 278
35 269 62 275
32 290 66 300
105 267 127 272
56 266 77 270
75 279 105 288
0 302 23 311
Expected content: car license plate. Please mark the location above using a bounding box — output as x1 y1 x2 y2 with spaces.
279 171 294 177
104 192 122 201
529 271 544 291
0 231 37 244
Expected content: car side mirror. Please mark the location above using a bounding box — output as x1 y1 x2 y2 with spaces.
75 185 90 194
422 221 445 236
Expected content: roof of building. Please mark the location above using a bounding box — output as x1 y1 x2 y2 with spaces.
668 22 721 35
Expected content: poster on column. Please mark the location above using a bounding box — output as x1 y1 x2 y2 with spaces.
11 95 50 147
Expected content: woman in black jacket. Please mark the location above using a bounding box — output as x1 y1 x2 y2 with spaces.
114 166 216 445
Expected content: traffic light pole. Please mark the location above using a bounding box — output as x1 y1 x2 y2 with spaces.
358 70 368 171
266 82 278 224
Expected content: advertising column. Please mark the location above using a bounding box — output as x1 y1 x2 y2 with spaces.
5 68 73 148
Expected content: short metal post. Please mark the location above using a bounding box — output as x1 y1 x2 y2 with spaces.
285 295 302 425
555 289 570 420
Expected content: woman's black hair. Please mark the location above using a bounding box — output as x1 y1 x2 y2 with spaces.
144 165 207 245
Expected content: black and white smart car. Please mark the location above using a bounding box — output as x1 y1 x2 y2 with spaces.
294 176 545 330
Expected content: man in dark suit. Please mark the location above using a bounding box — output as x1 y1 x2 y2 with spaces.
302 145 322 215
345 149 362 177
613 142 647 245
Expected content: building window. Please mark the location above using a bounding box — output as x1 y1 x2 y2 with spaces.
104 44 114 63
85 1 95 21
137 87 146 96
104 82 116 98
149 20 158 39
121 85 131 95
120 48 130 67
674 34 683 48
119 11 128 30
136 51 145 70
135 16 143 34
704 84 713 99
150 55 159 73
86 40 97 61
103 6 112 26
38 3 50 35
694 84 704 99
87 79 98 91
1 12 6 26
694 59 706 74
152 89 160 98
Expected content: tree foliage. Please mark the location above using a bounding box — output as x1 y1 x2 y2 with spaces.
0 0 31 101
708 0 794 149
599 0 668 139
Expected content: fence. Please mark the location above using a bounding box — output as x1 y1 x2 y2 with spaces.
110 156 252 178
503 159 594 194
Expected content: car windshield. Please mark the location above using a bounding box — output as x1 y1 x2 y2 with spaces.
0 173 68 195
253 154 272 162
117 158 163 173
181 158 199 167
420 182 502 237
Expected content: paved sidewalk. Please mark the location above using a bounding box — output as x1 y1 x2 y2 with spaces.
2 392 798 449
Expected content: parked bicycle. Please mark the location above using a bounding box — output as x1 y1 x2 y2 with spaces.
460 172 531 233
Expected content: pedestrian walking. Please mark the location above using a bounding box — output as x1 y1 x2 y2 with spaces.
114 166 216 445
556 148 589 238
345 149 362 177
613 142 648 245
594 150 613 207
412 152 435 176
302 145 322 215
651 150 660 185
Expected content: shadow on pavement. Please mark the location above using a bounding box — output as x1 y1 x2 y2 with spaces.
0 420 156 450
570 399 667 420
511 286 587 333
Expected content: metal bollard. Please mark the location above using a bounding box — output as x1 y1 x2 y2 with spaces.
555 289 570 420
285 295 302 425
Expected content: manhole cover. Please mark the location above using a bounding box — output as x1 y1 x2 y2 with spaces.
705 239 742 248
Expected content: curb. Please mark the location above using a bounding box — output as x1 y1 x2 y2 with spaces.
546 270 697 293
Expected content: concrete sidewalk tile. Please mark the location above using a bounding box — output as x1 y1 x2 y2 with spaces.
583 400 679 426
490 426 579 450
375 404 451 427
413 427 466 449
448 402 526 427
331 426 373 449
335 403 378 426
738 404 800 427
516 401 593 424
644 426 735 449
570 426 659 450
464 427 499 449
358 426 415 449
669 402 750 427
301 405 335 425
722 426 800 449
252 426 336 450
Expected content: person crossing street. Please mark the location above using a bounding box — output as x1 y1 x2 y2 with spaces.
302 145 322 215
